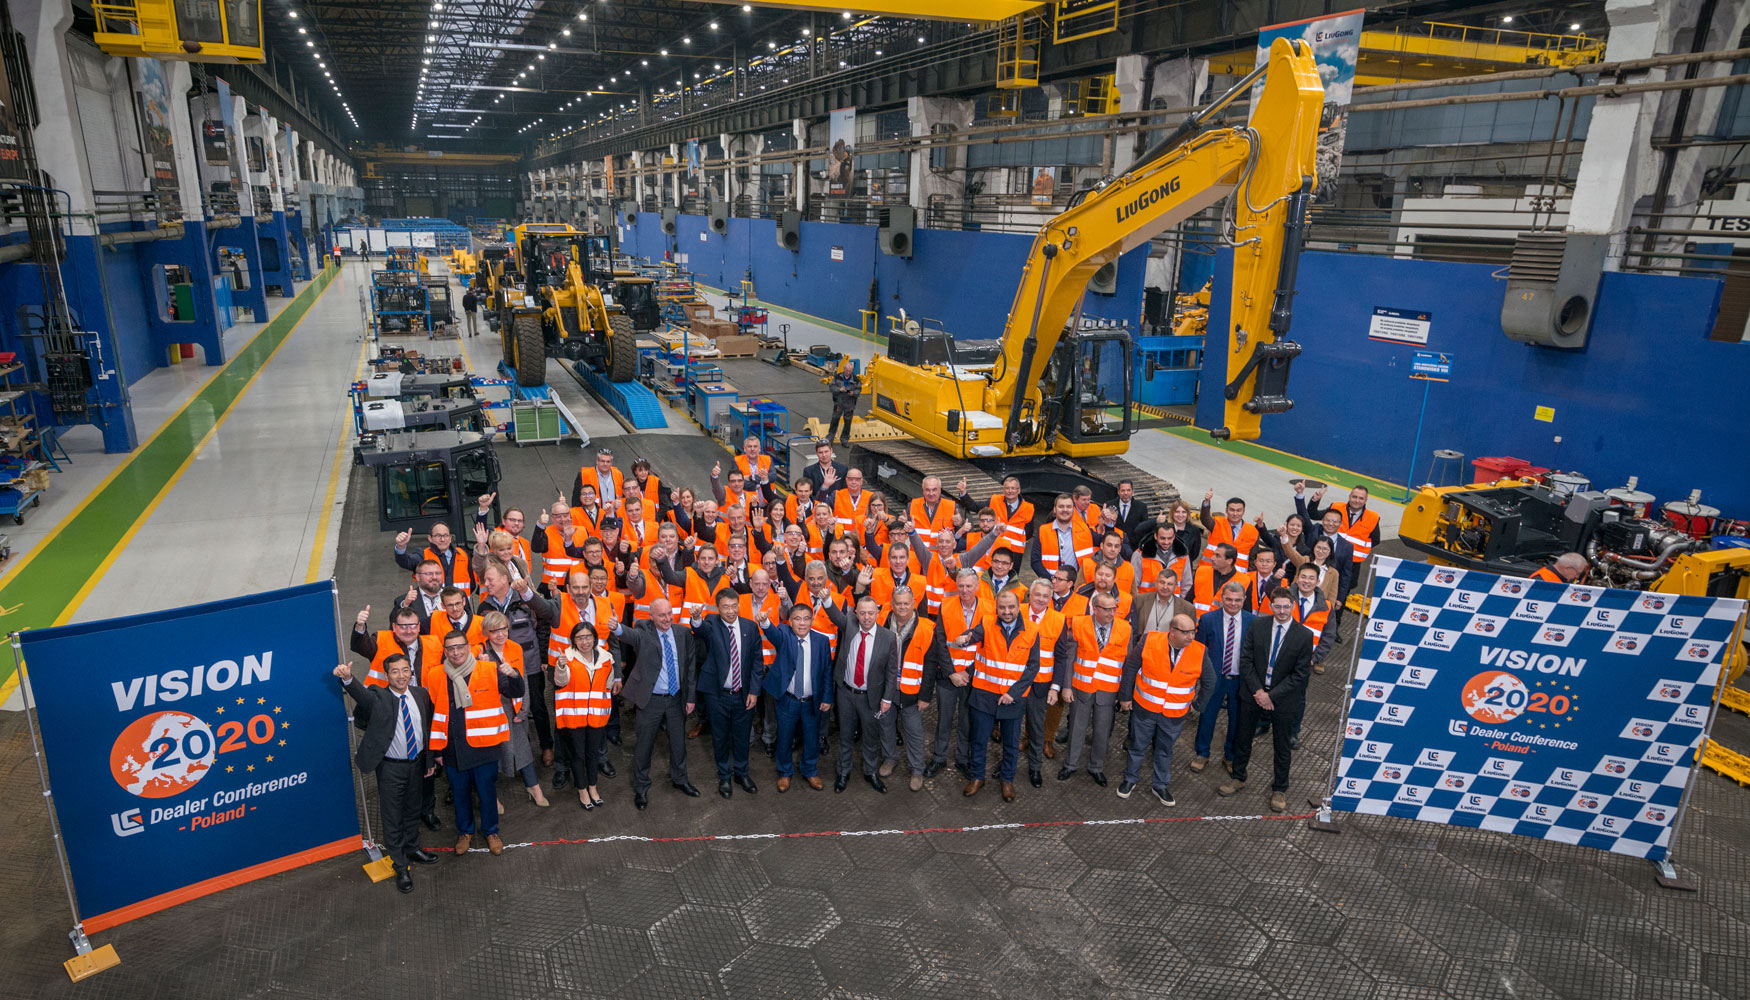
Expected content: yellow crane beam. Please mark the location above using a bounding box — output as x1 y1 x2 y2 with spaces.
688 0 1043 24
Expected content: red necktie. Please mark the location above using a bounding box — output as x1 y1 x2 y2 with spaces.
854 632 867 687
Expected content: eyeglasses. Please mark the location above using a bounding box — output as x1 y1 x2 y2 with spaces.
1170 626 1195 634
392 622 421 630
443 644 470 651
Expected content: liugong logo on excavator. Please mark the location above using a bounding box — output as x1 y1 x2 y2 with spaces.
1115 176 1182 223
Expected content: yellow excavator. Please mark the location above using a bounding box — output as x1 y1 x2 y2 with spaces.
865 37 1323 487
476 223 649 387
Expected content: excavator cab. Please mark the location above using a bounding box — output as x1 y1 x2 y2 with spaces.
1022 320 1134 448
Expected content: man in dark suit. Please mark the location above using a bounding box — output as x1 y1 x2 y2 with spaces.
621 598 702 810
333 655 437 893
1191 581 1254 775
802 440 851 502
1112 480 1149 547
693 589 768 798
760 602 835 791
832 594 900 793
1219 588 1315 813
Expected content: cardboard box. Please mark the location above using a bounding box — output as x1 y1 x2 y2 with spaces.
714 335 759 357
683 302 716 324
693 318 738 340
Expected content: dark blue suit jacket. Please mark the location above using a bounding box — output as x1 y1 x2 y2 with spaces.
760 624 835 705
692 614 767 696
1196 607 1256 682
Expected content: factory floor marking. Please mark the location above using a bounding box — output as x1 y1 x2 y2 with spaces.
0 265 340 694
306 336 370 585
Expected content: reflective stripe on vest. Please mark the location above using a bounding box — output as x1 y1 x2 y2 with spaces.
941 595 992 674
1337 507 1379 562
892 617 937 695
1071 617 1131 694
1136 555 1188 596
971 616 1038 696
555 650 615 729
427 546 471 592
423 661 509 749
1038 522 1093 573
1203 520 1259 571
369 633 440 687
988 496 1033 554
1026 608 1064 686
1133 636 1205 718
834 491 871 529
540 525 579 587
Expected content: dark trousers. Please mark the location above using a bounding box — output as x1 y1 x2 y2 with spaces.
1123 708 1187 791
375 758 425 867
560 726 607 786
632 693 690 794
828 408 855 442
931 679 974 769
1023 690 1051 771
1233 695 1300 792
836 686 882 779
445 760 499 836
703 689 755 781
968 709 1021 782
773 692 823 778
1194 673 1242 761
526 670 553 750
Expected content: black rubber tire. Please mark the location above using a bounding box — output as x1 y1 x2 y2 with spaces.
512 314 545 387
605 313 637 383
498 310 515 369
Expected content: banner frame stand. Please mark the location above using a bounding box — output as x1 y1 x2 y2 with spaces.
12 633 123 980
1308 559 1377 835
1651 608 1749 892
332 583 392 881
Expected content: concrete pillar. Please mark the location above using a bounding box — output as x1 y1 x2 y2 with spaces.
1570 0 1750 265
165 62 206 221
793 118 808 212
907 97 972 219
669 142 681 207
720 131 735 206
634 150 647 207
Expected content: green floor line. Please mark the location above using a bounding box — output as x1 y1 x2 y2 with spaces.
0 266 337 687
1163 425 1404 502
695 282 882 346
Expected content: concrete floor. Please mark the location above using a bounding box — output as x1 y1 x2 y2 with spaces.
0 267 1745 999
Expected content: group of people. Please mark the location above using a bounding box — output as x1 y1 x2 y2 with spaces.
339 436 1382 892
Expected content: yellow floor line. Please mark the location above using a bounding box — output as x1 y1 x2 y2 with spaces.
306 338 369 584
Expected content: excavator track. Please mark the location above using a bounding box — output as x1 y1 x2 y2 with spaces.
853 440 1180 521
1074 455 1183 517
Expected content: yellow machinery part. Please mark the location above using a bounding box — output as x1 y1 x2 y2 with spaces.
94 0 264 63
1701 739 1750 787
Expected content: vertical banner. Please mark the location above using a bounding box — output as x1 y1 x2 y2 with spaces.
134 60 181 219
685 139 701 182
20 583 360 932
0 35 23 180
1030 165 1057 205
604 154 615 196
827 107 856 197
1254 8 1363 201
1331 557 1744 861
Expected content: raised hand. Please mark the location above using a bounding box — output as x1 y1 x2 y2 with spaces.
477 491 497 511
355 606 372 628
956 475 967 495
1202 488 1214 505
537 508 551 528
405 584 418 606
395 529 413 549
333 663 353 682
712 460 722 478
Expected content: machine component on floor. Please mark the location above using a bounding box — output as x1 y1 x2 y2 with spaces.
864 36 1322 464
475 223 641 388
357 429 500 536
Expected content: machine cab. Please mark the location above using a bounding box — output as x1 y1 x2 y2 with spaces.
1041 320 1133 445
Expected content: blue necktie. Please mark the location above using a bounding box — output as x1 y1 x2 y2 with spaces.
398 693 419 759
1267 625 1283 687
660 631 678 695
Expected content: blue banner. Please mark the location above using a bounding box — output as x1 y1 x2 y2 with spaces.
21 582 359 929
1332 557 1744 860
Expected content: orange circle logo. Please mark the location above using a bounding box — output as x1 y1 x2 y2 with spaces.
1460 670 1528 725
109 711 216 798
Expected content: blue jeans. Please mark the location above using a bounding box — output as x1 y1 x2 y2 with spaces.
1123 708 1188 791
445 760 499 836
773 693 823 778
968 709 1021 782
1194 673 1242 761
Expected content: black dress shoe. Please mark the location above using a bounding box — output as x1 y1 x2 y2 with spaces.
598 760 618 778
1288 735 1300 751
1029 769 1043 788
736 774 758 794
421 812 442 831
395 867 413 893
1091 773 1108 787
635 791 649 810
673 780 701 797
444 788 454 804
923 760 945 779
834 774 849 793
763 742 776 757
606 732 622 746
552 769 570 791
1056 767 1079 781
865 774 887 794
719 779 733 799
408 848 439 865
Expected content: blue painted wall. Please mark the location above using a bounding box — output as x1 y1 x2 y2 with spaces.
623 212 1149 340
1194 250 1750 510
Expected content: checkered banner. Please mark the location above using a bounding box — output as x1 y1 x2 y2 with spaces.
1330 556 1746 860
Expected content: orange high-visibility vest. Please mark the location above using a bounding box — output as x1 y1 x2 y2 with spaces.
923 556 959 615
1078 556 1136 595
539 524 586 590
963 530 996 571
1063 589 1133 621
554 648 616 729
977 574 1028 608
1335 506 1379 563
620 515 658 553
633 473 663 515
970 615 1038 696
784 494 819 528
1132 636 1205 718
367 633 442 686
879 613 937 696
423 660 510 749
735 453 771 484
475 640 527 716
1072 503 1104 537
1037 520 1094 575
1290 592 1330 644
834 489 873 530
1530 566 1563 583
805 521 843 561
805 585 850 654
426 610 486 647
1204 519 1260 571
424 546 471 593
682 568 732 624
910 497 957 536
870 567 927 610
940 593 994 676
633 544 687 622
577 465 625 507
987 495 1034 554
741 590 783 666
1025 607 1065 687
1069 616 1132 694
1136 554 1189 597
1192 566 1254 614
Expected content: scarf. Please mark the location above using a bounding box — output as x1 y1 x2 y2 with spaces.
444 658 474 708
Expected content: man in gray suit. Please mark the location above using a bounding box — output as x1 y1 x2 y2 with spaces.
621 598 703 810
832 594 900 793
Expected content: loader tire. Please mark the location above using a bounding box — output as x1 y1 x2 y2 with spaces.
513 314 545 387
606 313 637 383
